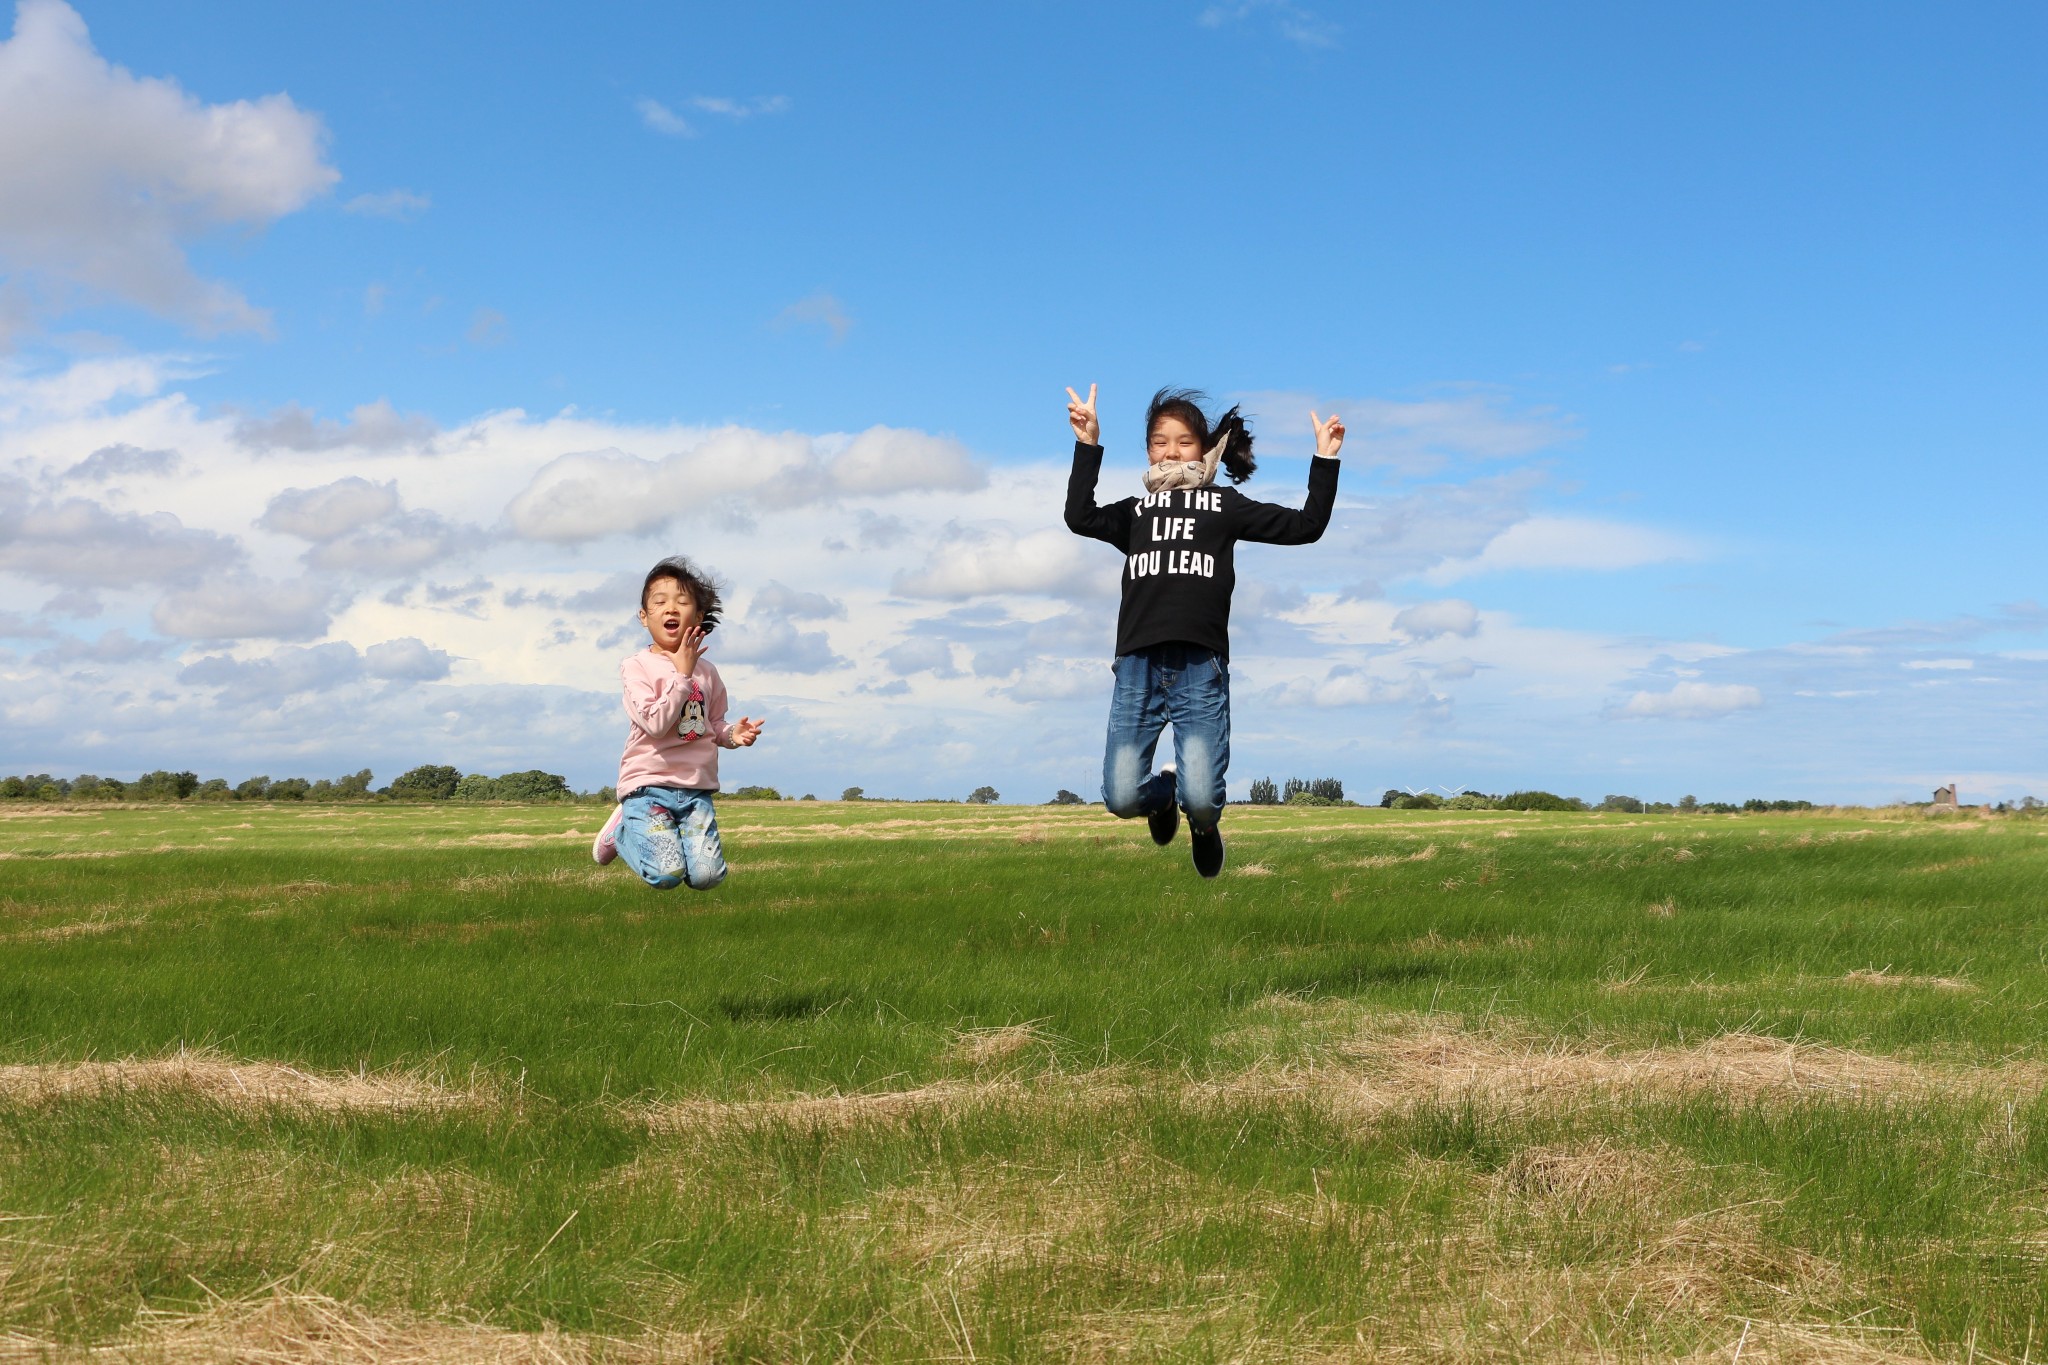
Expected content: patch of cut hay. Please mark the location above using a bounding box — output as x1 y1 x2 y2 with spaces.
949 1023 1045 1066
0 915 144 944
1648 898 1678 919
646 1079 1027 1133
0 1050 479 1113
1677 1319 1949 1364
1844 968 1973 991
0 1289 713 1363
1232 862 1275 876
1351 844 1438 869
1329 1018 2027 1109
1906 856 1987 874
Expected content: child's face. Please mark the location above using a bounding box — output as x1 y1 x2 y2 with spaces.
1147 415 1201 466
639 577 702 650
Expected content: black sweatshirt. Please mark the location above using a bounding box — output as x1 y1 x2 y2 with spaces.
1064 441 1340 660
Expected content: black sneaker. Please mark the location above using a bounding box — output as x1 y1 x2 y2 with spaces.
1148 800 1180 846
1190 822 1225 878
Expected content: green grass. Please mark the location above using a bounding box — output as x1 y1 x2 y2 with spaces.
2 801 2046 1360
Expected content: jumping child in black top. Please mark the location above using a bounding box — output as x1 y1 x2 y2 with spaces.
1064 384 1344 876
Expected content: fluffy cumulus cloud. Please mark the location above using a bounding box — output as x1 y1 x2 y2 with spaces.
0 474 238 585
1392 598 1479 641
233 400 438 454
152 575 337 641
0 0 337 336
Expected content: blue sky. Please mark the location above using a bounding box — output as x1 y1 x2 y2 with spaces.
1 0 2043 803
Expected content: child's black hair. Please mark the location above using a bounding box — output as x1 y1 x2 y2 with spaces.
640 555 724 634
1146 388 1256 484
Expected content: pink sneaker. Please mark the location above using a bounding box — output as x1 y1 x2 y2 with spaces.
592 805 623 865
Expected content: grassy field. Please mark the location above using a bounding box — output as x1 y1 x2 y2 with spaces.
2 800 2047 1362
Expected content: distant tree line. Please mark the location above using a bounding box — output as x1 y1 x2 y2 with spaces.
1244 777 1351 807
0 765 603 805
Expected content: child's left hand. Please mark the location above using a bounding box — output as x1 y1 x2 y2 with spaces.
1311 410 1346 458
731 715 766 747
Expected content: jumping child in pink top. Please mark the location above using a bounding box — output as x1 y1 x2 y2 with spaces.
591 556 765 889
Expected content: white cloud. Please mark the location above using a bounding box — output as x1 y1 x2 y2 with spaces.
0 475 237 584
1619 682 1763 720
0 0 337 334
233 399 437 454
1236 389 1572 472
1197 1 1338 49
467 307 508 348
830 426 984 496
716 619 845 674
152 575 337 641
1424 515 1699 584
343 189 429 220
62 442 179 482
1903 658 1974 671
363 637 453 681
636 98 693 137
891 524 1108 601
1264 666 1436 709
882 637 958 678
1392 598 1479 640
773 292 852 344
690 95 789 119
258 477 398 542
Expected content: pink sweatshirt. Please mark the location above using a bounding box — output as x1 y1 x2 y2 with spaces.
616 650 736 795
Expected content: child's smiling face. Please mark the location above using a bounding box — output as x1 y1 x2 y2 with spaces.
639 575 702 650
1147 414 1202 467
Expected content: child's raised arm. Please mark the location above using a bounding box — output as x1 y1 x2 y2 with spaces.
1063 382 1130 549
1232 409 1344 546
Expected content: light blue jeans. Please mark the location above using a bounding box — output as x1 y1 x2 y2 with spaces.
617 786 727 891
1101 644 1230 831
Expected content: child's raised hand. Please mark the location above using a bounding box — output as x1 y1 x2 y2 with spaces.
1310 410 1346 458
665 625 705 677
731 715 765 747
1066 383 1099 445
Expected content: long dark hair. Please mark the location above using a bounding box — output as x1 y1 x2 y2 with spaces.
1145 388 1255 484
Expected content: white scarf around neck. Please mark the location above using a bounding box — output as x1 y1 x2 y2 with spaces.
1141 432 1229 495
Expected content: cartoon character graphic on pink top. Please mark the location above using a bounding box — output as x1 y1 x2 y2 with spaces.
677 681 709 741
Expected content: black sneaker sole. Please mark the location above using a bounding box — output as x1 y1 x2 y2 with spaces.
1191 826 1225 878
1148 802 1180 846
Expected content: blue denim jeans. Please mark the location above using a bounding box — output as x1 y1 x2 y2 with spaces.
1101 644 1230 830
617 786 727 891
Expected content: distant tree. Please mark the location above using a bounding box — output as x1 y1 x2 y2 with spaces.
453 773 499 801
1498 790 1587 812
1247 777 1278 805
2023 796 2043 811
1049 789 1086 805
69 774 110 801
841 786 865 802
1309 777 1344 802
335 769 373 798
730 785 783 801
1443 794 1495 810
0 777 24 799
268 777 311 801
595 786 617 806
1380 788 1405 809
391 764 462 800
195 778 232 801
1391 792 1441 810
1597 795 1645 813
801 793 817 801
234 776 271 801
495 770 570 802
1677 794 1699 812
967 786 1000 805
134 770 199 801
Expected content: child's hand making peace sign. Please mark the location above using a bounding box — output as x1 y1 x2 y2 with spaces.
1066 383 1100 446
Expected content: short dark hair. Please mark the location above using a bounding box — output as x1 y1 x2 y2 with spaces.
640 556 724 634
1145 387 1256 483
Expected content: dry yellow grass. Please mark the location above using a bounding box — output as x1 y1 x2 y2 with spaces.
0 1290 715 1364
0 1050 480 1113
